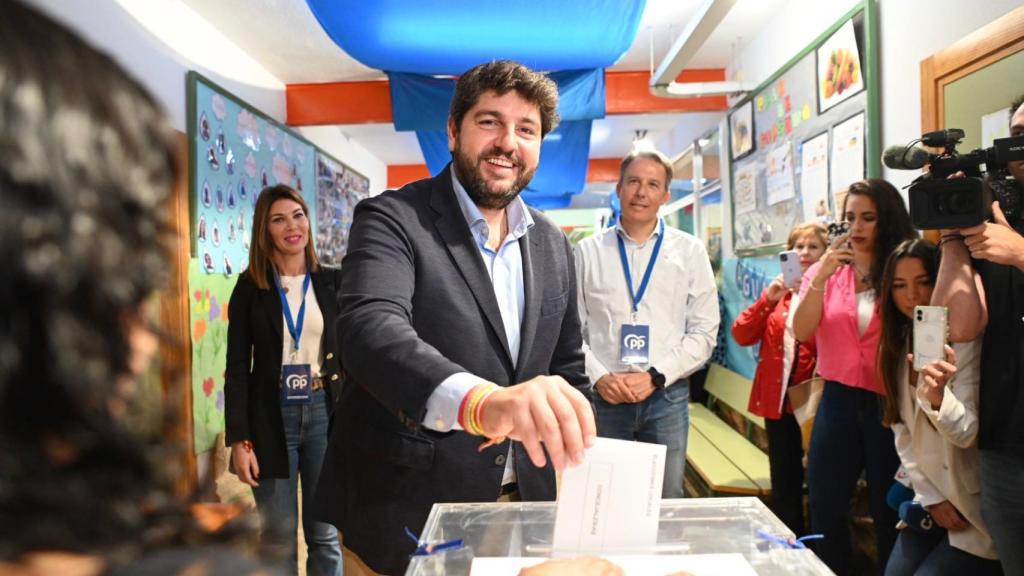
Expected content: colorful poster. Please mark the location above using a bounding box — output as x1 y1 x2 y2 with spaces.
765 143 796 206
816 20 864 113
733 162 758 215
315 152 369 266
800 132 831 221
831 112 865 204
191 74 317 275
189 258 236 453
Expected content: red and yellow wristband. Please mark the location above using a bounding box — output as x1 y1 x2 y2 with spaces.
457 383 503 445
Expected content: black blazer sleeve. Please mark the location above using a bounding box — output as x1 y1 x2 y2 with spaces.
338 196 465 426
224 274 255 445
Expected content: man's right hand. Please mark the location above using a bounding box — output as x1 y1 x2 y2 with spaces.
594 373 639 405
479 375 597 471
230 442 260 487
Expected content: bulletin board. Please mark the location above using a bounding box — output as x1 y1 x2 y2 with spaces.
728 1 880 255
187 71 318 275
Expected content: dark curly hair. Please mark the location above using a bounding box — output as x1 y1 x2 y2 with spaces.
449 60 560 137
0 0 192 562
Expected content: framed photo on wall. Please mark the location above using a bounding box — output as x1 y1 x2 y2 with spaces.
816 20 865 113
729 100 754 160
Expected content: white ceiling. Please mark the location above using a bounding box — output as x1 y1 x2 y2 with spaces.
180 0 786 165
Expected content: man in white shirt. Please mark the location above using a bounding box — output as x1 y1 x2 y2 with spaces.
574 150 719 498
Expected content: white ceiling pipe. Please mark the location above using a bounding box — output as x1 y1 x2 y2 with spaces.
649 0 741 98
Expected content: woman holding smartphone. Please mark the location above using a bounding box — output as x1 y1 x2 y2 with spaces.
877 239 999 575
793 179 916 574
732 222 826 535
225 184 343 576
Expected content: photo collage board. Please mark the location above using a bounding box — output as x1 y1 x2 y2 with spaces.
729 10 875 253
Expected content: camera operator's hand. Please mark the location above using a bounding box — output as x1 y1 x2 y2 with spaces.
960 201 1024 271
814 234 854 285
765 274 788 302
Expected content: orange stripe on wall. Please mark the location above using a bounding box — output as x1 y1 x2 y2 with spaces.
604 69 728 115
387 164 432 189
387 159 623 190
287 69 728 126
287 80 393 125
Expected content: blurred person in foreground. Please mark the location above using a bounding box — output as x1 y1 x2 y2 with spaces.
0 2 269 574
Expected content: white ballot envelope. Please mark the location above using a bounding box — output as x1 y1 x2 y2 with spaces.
551 437 666 555
470 554 758 576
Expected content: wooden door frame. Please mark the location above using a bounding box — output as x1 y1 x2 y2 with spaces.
920 5 1024 133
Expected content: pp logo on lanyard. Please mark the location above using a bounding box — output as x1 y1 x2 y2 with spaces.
620 323 650 365
616 221 663 366
276 270 314 406
281 363 313 406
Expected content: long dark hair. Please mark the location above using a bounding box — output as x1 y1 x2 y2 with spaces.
842 179 917 292
878 239 939 425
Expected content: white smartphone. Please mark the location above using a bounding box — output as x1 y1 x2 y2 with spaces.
913 305 948 371
779 250 803 289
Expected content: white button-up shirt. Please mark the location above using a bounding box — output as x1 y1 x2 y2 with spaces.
574 220 719 386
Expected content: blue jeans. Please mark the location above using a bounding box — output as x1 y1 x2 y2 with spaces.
884 529 1003 575
593 380 688 498
808 381 900 575
980 449 1024 576
252 389 342 576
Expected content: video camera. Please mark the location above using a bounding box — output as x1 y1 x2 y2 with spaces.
882 129 1024 229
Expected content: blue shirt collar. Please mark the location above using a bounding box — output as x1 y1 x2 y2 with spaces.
450 165 534 249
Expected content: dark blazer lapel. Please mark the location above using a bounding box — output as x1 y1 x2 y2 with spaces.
515 229 543 378
429 167 512 362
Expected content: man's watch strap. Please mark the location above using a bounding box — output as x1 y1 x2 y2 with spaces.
648 367 667 389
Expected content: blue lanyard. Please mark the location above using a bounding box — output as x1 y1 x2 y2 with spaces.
275 270 311 352
616 220 665 316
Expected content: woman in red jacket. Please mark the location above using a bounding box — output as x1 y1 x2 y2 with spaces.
732 222 826 535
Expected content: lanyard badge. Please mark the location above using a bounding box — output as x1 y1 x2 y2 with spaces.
617 221 663 365
276 270 314 406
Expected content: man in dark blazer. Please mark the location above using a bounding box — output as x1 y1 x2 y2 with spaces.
314 61 596 575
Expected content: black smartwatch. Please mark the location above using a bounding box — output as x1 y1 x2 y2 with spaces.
647 367 667 389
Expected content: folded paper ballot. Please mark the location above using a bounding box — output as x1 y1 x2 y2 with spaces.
551 437 665 555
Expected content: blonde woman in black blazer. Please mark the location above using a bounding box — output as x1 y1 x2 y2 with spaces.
225 184 342 576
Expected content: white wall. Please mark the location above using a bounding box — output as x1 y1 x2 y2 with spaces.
21 0 386 194
877 0 1022 190
727 0 1023 192
728 0 860 92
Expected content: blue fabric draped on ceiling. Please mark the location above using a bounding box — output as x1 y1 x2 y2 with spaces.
304 0 647 207
304 0 646 76
391 69 604 208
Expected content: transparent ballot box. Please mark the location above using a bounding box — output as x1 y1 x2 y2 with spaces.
405 497 834 575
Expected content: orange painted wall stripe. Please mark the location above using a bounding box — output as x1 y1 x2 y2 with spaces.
287 69 728 126
387 164 432 189
387 158 623 190
604 69 728 115
287 80 393 125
